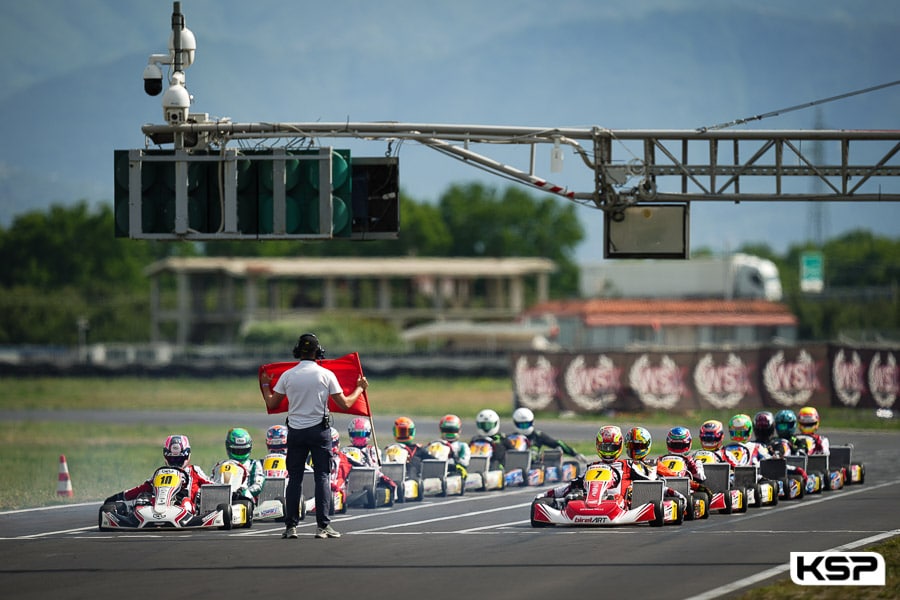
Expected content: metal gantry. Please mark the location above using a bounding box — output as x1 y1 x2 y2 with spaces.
142 120 900 215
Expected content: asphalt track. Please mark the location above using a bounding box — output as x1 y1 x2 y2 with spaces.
1 415 898 600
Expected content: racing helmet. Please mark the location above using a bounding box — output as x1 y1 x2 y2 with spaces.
329 427 341 452
512 407 535 436
665 426 692 455
625 426 652 460
728 414 753 443
475 409 500 437
595 425 624 463
797 406 820 435
163 434 191 467
439 414 462 441
699 420 724 451
393 417 416 443
774 409 797 438
225 427 253 461
348 417 372 448
265 424 288 454
753 411 775 442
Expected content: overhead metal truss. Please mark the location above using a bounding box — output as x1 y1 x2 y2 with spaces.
142 121 900 214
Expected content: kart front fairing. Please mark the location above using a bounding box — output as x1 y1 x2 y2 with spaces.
531 464 657 526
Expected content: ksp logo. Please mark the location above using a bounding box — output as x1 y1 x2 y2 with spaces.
790 551 885 586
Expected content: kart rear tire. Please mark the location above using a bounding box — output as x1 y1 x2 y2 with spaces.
365 488 376 509
650 500 664 527
218 503 233 530
672 498 686 526
530 498 554 528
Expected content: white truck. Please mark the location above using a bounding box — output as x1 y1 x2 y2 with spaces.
580 253 783 301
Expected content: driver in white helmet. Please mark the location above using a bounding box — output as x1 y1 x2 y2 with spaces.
510 407 585 462
470 408 515 471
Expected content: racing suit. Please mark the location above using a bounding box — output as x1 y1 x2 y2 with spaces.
110 464 213 514
330 449 353 494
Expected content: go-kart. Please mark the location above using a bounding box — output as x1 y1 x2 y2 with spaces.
721 443 779 507
465 439 505 491
530 463 685 527
254 453 289 521
758 457 805 500
98 466 249 531
655 454 709 520
211 459 275 524
341 447 398 507
504 434 545 487
693 455 747 515
420 441 465 497
381 444 423 502
831 444 865 485
299 468 347 516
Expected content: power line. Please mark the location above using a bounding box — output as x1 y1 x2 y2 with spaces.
697 79 900 133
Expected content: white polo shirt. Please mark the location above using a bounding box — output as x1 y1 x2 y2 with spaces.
273 360 342 429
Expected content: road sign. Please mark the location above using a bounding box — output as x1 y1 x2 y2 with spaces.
800 251 824 293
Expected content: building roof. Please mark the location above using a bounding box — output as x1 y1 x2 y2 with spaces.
525 298 798 327
144 256 557 278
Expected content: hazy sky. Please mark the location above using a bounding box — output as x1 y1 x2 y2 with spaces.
1 0 898 262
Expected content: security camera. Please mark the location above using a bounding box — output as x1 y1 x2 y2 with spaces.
162 72 191 124
143 62 164 96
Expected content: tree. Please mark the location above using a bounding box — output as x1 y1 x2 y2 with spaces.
0 202 159 343
438 183 584 296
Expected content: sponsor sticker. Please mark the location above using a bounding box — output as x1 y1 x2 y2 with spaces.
790 551 885 586
573 515 609 524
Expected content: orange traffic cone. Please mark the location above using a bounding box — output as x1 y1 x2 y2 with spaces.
57 454 73 497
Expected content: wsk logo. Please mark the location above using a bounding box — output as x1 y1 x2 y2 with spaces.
790 551 885 586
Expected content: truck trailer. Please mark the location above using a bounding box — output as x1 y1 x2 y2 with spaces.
580 254 783 301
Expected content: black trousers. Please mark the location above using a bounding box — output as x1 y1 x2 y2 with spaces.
284 423 332 528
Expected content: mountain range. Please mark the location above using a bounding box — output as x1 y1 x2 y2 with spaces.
1 0 898 262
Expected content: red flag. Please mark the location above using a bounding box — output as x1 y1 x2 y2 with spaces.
258 352 370 417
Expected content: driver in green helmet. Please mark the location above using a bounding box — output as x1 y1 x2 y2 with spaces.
211 427 266 502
